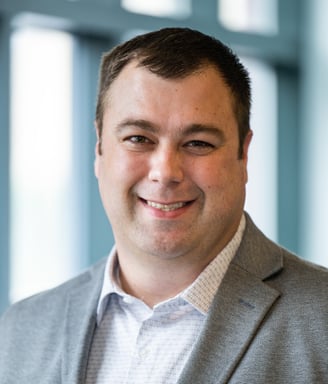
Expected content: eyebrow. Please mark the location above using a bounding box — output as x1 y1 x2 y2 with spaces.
115 119 159 134
115 118 226 140
183 123 226 140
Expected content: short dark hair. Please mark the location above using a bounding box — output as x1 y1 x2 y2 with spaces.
96 27 251 158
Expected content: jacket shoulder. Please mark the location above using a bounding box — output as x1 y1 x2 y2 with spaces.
0 257 107 383
1 256 107 320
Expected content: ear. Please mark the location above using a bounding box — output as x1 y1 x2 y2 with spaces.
242 130 253 160
94 121 102 179
242 130 253 183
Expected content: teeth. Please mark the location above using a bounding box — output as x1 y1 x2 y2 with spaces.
147 200 186 212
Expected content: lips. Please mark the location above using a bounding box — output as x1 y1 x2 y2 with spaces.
146 200 188 212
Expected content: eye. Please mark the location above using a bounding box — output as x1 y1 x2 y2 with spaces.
126 135 151 144
122 135 155 152
183 140 215 155
186 140 213 147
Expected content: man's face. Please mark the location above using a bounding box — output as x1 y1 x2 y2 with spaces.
95 61 252 265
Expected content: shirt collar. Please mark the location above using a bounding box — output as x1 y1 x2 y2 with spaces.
181 214 246 314
97 214 246 324
96 248 121 324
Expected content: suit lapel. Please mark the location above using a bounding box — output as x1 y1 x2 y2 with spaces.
178 214 283 384
178 264 280 384
61 259 106 383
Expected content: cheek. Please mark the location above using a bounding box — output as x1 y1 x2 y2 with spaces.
194 157 246 195
99 150 148 191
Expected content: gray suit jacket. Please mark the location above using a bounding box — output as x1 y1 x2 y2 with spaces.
1 214 327 383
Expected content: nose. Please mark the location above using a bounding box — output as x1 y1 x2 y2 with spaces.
148 145 184 185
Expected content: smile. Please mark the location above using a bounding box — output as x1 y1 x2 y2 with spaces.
146 200 189 212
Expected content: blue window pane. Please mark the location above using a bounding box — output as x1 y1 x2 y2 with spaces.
218 0 278 35
10 27 78 302
121 0 191 19
243 57 278 240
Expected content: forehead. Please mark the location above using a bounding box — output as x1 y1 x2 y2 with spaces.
103 60 237 131
108 60 232 97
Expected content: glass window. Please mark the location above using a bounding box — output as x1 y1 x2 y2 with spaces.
10 27 77 302
218 0 278 35
121 0 191 19
243 57 277 241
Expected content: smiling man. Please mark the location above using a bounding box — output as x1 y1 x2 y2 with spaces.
95 61 252 307
0 28 327 384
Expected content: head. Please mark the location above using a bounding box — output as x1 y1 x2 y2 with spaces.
96 27 251 158
94 27 253 268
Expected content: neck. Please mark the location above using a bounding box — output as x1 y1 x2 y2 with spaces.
113 216 243 307
117 253 207 308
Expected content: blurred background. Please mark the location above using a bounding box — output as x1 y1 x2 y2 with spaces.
1 0 327 314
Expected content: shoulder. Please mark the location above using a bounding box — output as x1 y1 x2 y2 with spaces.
270 250 328 320
0 256 106 331
230 216 328 372
0 257 107 379
0 257 107 382
239 213 328 304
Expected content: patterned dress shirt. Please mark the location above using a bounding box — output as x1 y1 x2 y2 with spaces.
85 215 245 384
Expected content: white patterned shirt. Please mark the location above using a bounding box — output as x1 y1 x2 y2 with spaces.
85 215 246 384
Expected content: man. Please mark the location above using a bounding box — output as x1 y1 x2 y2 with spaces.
0 28 327 383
